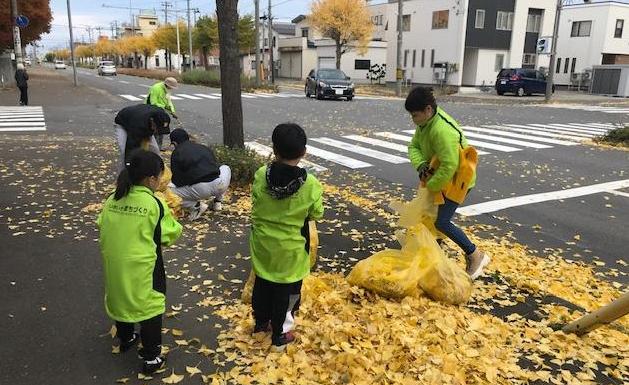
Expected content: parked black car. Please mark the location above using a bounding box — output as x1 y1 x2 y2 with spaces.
495 68 554 96
305 68 355 101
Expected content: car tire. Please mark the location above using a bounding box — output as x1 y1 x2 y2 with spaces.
497 91 504 96
305 85 311 98
347 96 353 101
516 87 525 97
316 87 323 100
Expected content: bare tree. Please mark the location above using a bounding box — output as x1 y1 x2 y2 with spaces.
216 0 244 148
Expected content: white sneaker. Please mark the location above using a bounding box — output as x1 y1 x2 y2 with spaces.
188 202 208 221
466 249 491 280
212 200 222 211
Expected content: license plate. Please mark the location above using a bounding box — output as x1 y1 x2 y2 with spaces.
500 80 507 85
335 89 344 95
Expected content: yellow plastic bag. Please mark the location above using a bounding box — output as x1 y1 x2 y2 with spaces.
346 230 424 299
154 166 184 218
241 221 319 304
390 187 441 238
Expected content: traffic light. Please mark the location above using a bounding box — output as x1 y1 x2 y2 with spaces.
536 38 550 54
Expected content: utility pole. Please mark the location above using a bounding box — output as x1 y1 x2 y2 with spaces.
268 0 274 84
67 0 78 86
95 26 103 40
176 14 182 74
161 1 171 70
193 8 201 25
186 0 193 70
129 0 135 35
254 0 261 86
545 0 562 103
10 0 23 67
395 0 403 97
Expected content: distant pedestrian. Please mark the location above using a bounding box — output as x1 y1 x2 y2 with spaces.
114 104 171 171
97 149 182 375
250 123 324 351
146 77 178 150
405 86 490 280
169 128 231 220
15 63 28 106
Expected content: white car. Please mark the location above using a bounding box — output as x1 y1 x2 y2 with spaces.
98 61 117 76
24 58 32 66
54 60 66 70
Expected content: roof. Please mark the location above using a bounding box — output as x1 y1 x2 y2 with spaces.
564 0 629 8
292 15 307 24
273 22 296 36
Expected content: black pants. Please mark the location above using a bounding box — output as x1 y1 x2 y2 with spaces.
116 314 162 360
18 86 28 106
252 276 302 341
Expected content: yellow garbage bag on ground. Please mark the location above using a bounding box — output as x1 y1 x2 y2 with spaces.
241 221 319 304
154 166 184 218
390 187 441 237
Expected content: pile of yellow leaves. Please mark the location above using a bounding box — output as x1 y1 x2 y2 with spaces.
212 272 627 385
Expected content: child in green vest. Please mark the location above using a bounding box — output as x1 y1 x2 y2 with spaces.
97 150 182 374
250 123 324 351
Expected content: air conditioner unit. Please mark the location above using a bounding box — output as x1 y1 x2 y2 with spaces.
433 70 445 80
571 72 579 81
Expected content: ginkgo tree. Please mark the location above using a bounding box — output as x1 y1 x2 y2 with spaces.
309 0 374 70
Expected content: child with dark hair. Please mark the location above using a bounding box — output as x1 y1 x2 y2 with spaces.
405 86 490 280
97 149 182 374
250 123 324 351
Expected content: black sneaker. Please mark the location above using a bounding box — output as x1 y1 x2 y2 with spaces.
120 332 139 352
271 331 295 352
142 356 166 374
253 321 271 334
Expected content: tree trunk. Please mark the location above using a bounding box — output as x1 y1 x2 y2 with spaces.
335 39 342 70
202 46 209 71
217 0 244 148
144 54 148 69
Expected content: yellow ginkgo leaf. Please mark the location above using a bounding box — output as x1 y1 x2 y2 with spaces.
116 378 130 384
162 370 184 384
171 329 184 336
186 366 202 376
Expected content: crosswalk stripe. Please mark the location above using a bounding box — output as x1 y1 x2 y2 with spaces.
258 93 291 98
306 145 372 169
510 124 593 138
600 110 629 114
0 114 44 118
119 80 130 84
193 93 221 100
464 131 552 149
169 95 184 100
245 142 328 172
499 125 588 141
311 137 409 163
0 117 45 122
343 135 409 152
528 124 597 137
241 94 256 99
463 126 578 146
211 93 222 97
0 107 43 111
120 94 143 101
374 132 491 155
244 93 270 98
402 129 521 152
550 123 610 133
0 126 46 132
175 94 203 100
570 123 616 130
0 122 45 127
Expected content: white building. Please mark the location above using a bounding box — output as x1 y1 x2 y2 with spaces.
241 22 297 79
554 1 629 86
381 0 556 87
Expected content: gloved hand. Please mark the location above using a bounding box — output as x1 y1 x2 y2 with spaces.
417 163 430 180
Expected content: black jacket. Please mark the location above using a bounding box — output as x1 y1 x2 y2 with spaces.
171 140 220 187
15 69 28 87
115 104 170 158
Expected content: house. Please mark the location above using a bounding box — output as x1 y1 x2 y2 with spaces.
241 22 297 79
382 0 556 87
553 0 629 86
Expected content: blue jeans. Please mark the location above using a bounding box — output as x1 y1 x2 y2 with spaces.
434 197 476 255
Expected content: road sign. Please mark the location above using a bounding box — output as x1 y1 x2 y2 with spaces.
16 15 29 28
537 37 551 55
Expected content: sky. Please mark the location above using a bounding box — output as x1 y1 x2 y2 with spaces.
42 0 314 51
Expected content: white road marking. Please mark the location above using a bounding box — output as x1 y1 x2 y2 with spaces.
569 123 617 130
0 114 45 118
240 94 256 99
374 131 491 155
193 93 221 100
343 135 409 152
119 94 143 101
0 126 46 132
607 190 629 198
463 132 551 149
306 145 372 169
245 142 328 172
311 137 409 163
528 124 598 136
175 94 203 100
464 126 578 146
401 130 521 152
546 123 609 134
0 122 45 127
211 93 222 97
0 117 45 122
169 95 184 100
497 125 588 141
244 93 270 98
459 179 629 216
118 80 130 84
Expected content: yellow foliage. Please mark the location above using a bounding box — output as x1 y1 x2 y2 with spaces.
309 0 374 57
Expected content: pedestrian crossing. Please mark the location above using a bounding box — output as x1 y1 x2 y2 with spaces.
0 106 46 132
117 92 391 102
542 104 629 115
245 122 620 171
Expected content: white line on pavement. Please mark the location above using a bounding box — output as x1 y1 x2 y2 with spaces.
464 126 578 146
0 117 45 122
463 131 552 149
0 126 46 132
374 131 492 155
402 130 521 152
0 122 45 127
193 93 221 100
0 114 44 118
528 124 599 136
306 145 372 169
175 94 203 100
119 80 130 84
546 123 609 134
607 190 629 198
343 135 409 152
119 94 143 101
245 142 328 172
311 137 409 163
459 179 629 216
169 95 183 100
497 125 588 141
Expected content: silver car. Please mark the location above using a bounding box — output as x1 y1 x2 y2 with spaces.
98 61 117 76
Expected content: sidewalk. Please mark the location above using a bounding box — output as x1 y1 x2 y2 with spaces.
446 88 629 106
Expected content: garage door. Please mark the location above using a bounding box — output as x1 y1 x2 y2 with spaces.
279 52 302 79
318 57 336 69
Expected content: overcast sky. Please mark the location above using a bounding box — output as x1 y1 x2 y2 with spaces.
41 0 314 51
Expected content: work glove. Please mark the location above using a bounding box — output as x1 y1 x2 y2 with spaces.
417 163 431 180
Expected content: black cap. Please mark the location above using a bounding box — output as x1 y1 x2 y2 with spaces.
170 128 190 144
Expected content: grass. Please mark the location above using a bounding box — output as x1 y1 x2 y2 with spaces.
594 126 629 148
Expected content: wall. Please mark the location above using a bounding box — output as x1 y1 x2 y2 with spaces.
0 52 16 87
508 0 555 70
466 0 515 50
315 40 387 82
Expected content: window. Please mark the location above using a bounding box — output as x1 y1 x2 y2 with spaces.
264 38 268 47
432 10 449 29
251 61 257 70
430 49 435 67
496 11 514 31
615 19 624 38
523 53 536 66
571 58 577 73
526 14 541 33
495 54 504 72
571 21 591 37
302 28 309 38
273 36 276 47
155 55 159 67
475 9 485 29
563 57 569 73
372 15 383 26
536 71 546 81
402 15 411 32
412 50 416 67
404 50 409 67
556 57 561 73
149 21 156 25
421 49 425 68
355 59 370 70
